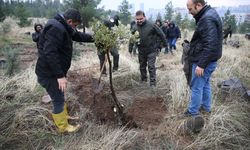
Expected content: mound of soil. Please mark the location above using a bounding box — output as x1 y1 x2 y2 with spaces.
68 70 116 124
127 97 167 129
68 70 167 129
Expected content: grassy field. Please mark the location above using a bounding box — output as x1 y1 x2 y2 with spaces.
0 20 249 149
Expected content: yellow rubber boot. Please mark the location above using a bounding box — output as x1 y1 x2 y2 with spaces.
64 103 79 120
52 110 81 133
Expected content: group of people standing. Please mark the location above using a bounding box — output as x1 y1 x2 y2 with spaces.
129 18 181 56
32 0 223 134
155 19 181 54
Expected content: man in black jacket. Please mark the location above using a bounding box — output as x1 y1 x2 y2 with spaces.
35 8 94 133
135 10 167 87
32 23 43 48
185 0 222 116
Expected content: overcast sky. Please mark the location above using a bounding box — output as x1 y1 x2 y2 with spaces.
99 0 250 11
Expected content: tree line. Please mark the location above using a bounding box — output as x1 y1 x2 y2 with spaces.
0 0 249 33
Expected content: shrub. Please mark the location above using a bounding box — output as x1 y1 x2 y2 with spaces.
1 21 11 34
1 46 21 76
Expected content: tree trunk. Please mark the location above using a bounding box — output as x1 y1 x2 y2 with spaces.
107 50 123 112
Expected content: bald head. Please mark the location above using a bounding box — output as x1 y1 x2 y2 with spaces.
191 0 206 5
187 0 205 16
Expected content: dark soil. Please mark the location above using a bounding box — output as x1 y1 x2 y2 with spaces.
68 70 168 129
127 96 167 129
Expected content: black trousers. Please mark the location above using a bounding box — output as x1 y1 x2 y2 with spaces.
138 52 157 86
128 40 137 55
37 77 64 114
98 48 119 74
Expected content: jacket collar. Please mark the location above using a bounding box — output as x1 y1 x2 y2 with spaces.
138 20 147 27
194 5 211 23
54 13 74 35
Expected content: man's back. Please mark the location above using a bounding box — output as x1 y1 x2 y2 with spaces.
36 14 74 78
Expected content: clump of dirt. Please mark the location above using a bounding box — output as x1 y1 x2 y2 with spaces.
68 70 167 129
68 70 117 125
127 97 167 129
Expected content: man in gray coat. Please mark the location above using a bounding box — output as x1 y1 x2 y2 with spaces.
135 10 167 87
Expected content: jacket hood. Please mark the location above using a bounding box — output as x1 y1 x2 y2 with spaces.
169 22 175 28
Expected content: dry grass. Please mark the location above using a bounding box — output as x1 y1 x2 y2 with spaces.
0 25 249 150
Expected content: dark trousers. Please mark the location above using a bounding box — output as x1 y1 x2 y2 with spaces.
129 41 137 55
98 48 119 74
38 77 64 114
138 52 157 86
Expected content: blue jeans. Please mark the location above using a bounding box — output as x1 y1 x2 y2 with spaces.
38 77 65 114
188 62 217 115
168 38 177 50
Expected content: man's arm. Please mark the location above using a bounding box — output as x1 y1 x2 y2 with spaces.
32 32 40 42
72 31 94 42
153 24 167 47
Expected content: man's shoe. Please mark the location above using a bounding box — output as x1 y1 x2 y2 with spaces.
52 110 81 133
185 115 205 133
184 110 199 117
184 110 192 117
199 106 211 116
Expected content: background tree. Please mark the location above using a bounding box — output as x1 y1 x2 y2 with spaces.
180 14 190 39
164 1 174 22
222 9 237 32
30 0 46 17
2 0 17 17
238 14 250 33
0 0 5 22
44 0 61 18
15 2 31 27
180 14 189 31
174 12 182 26
188 18 196 31
118 0 132 25
63 0 103 31
156 12 163 22
1 0 63 18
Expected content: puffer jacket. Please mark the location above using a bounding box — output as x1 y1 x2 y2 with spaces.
189 5 223 68
35 13 94 78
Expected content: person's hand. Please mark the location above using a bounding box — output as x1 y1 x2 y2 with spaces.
195 66 204 76
95 42 104 49
57 77 67 92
